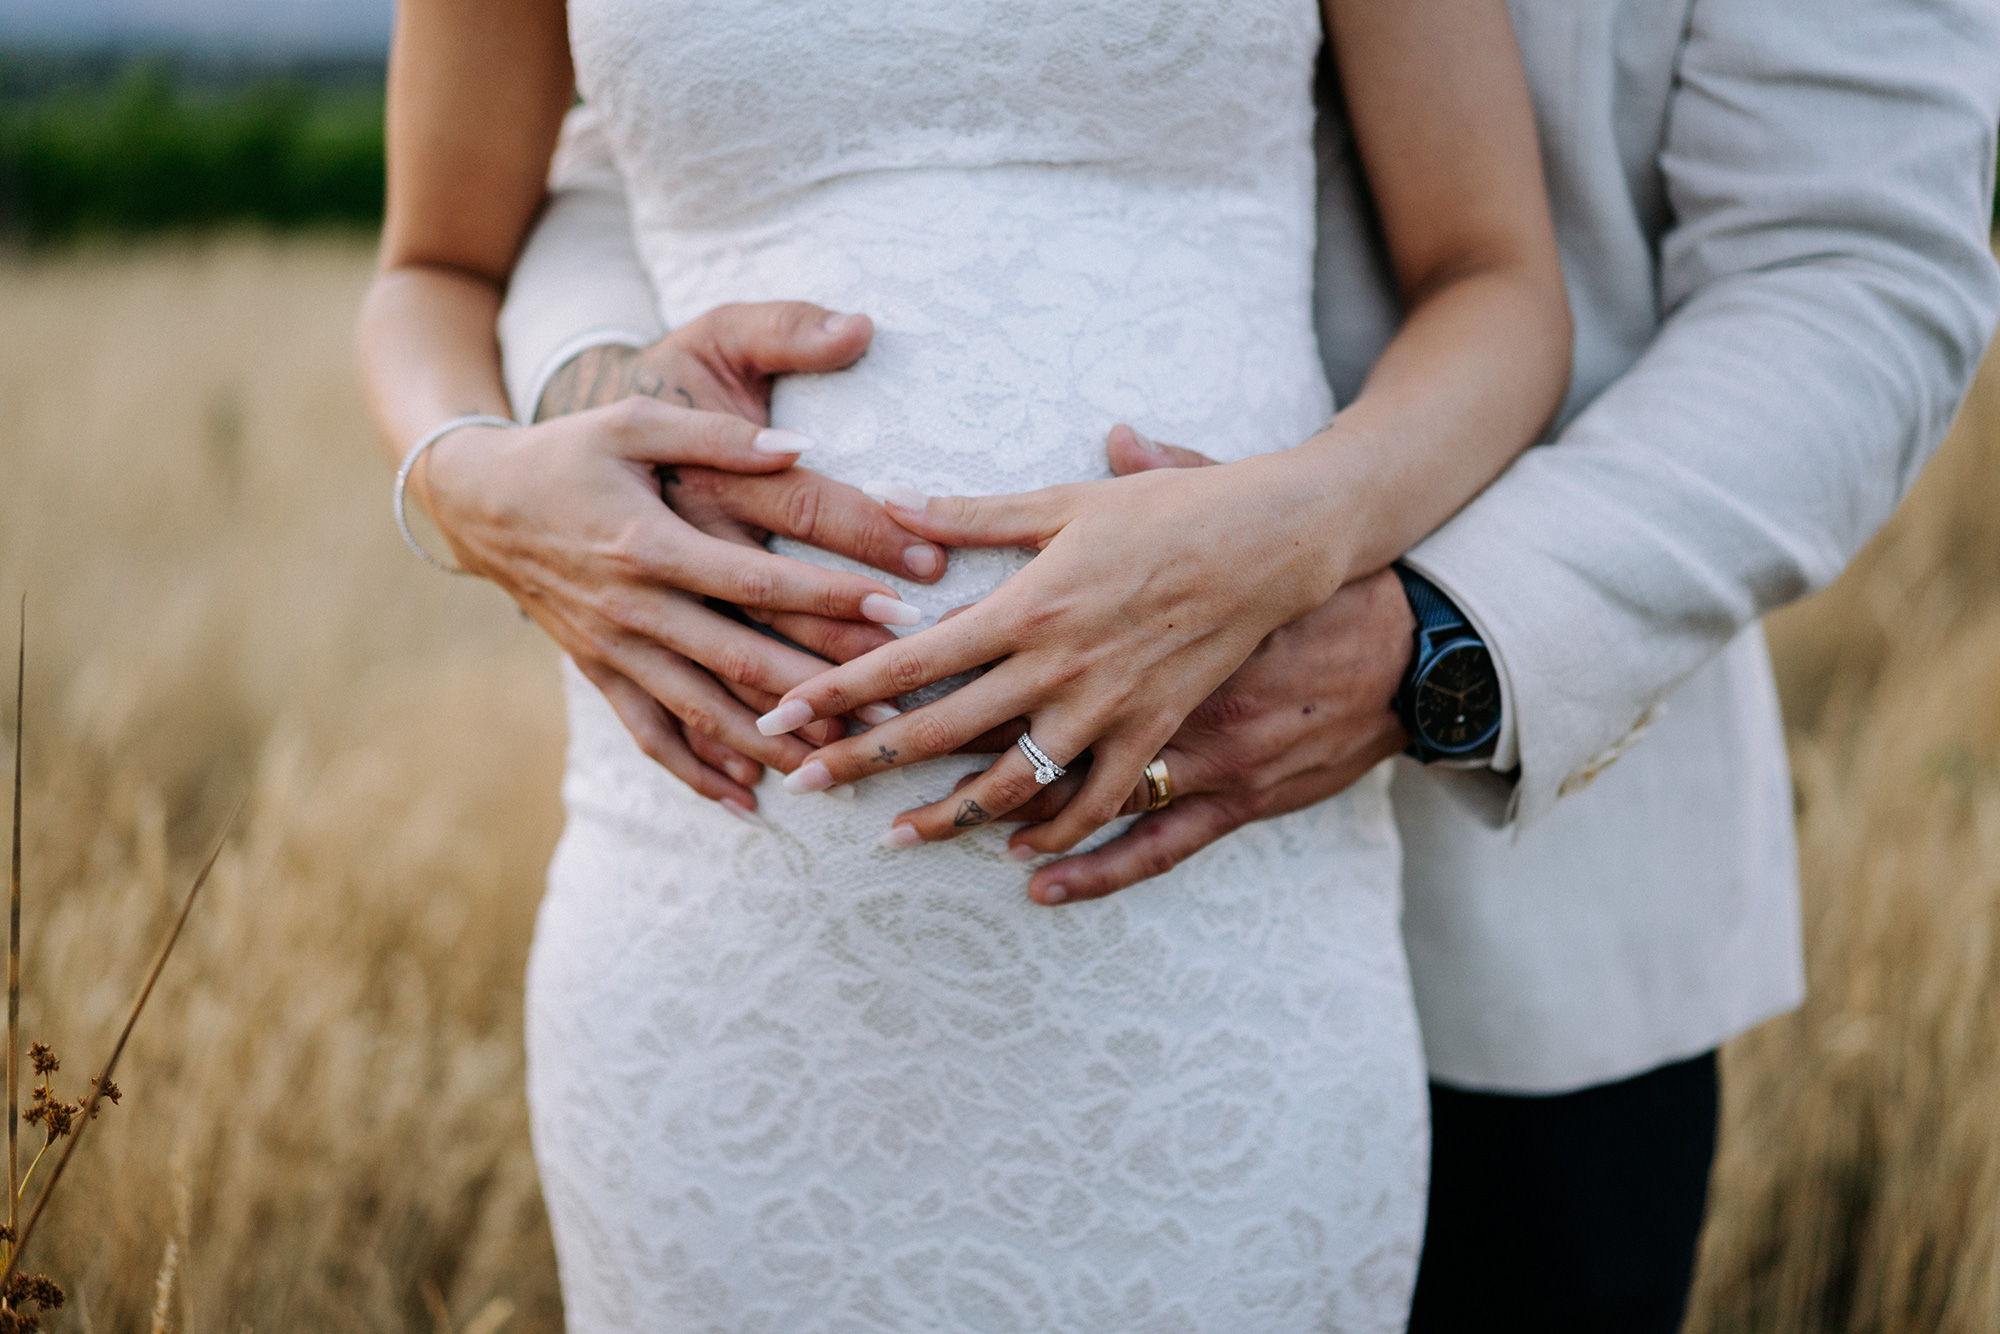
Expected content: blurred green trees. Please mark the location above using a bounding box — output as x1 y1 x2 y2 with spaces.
0 62 383 240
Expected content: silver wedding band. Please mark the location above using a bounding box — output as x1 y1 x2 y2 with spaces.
1017 733 1065 785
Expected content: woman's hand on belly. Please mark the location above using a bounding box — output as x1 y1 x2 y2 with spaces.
754 429 1356 855
424 391 934 810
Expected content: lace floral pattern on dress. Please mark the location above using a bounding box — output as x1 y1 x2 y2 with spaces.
530 2 1431 1329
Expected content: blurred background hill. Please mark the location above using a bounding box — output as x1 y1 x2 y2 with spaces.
0 0 389 240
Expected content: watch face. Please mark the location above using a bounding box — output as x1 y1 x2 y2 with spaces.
1413 640 1501 754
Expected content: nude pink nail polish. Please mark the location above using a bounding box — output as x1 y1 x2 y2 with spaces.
782 759 834 794
862 593 923 626
753 428 816 455
879 823 923 851
863 479 931 512
757 699 814 736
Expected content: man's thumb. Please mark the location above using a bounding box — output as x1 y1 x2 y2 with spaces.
692 302 875 378
1105 423 1219 476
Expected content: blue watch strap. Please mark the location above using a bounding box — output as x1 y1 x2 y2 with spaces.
1392 564 1501 762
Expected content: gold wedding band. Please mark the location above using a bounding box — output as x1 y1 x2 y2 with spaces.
1143 755 1173 811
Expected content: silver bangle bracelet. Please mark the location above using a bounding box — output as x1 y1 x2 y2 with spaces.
392 413 518 574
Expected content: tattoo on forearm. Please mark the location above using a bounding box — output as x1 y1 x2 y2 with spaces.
953 799 989 827
534 344 699 421
536 344 631 420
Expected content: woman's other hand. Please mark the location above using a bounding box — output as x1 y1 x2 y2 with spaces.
535 305 947 666
414 392 936 811
517 304 951 805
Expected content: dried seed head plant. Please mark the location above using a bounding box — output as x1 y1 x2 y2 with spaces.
1 604 234 1326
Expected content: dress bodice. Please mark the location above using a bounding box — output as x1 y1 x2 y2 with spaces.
531 6 1428 1329
570 0 1322 229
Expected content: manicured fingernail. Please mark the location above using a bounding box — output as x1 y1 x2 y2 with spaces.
855 701 901 725
903 544 940 578
861 593 923 626
1007 843 1036 862
720 798 767 829
824 312 861 336
827 783 857 799
863 479 930 512
758 699 814 736
1037 883 1068 905
782 759 833 794
879 823 923 851
1131 428 1163 454
753 428 815 455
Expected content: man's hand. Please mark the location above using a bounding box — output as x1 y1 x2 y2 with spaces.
967 427 1415 904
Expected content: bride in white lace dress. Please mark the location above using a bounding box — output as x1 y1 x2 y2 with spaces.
360 1 1567 1328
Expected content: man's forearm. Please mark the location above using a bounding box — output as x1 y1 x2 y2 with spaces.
1410 0 2000 827
496 104 665 419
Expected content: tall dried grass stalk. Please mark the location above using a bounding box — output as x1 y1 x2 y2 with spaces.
0 235 1994 1330
1 797 236 1291
8 599 21 1260
1686 274 2000 1331
0 239 565 1330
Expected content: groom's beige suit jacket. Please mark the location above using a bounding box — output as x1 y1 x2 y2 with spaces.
498 0 2000 1094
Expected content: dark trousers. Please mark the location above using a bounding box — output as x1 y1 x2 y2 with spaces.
1407 1050 1718 1333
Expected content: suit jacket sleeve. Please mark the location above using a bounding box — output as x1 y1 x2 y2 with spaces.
1406 0 2000 829
498 105 665 421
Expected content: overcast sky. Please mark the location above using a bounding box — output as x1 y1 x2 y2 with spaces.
0 0 393 53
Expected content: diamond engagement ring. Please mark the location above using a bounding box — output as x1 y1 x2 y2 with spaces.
1017 733 1066 785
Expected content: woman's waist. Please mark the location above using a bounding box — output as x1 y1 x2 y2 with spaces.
636 172 1333 478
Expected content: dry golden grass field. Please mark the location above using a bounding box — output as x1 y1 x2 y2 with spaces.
0 237 1995 1332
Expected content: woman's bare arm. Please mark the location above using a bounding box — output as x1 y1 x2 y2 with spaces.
1307 0 1572 565
355 0 945 809
360 0 571 465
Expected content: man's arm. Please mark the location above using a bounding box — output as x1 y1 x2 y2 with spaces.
1412 0 2000 827
497 104 665 421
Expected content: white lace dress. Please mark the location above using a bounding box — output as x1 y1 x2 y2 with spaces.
526 2 1429 1329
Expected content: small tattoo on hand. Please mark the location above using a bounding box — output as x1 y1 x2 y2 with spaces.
872 745 899 765
674 386 694 408
953 799 989 828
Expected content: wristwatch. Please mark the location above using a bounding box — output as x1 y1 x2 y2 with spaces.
1392 564 1502 763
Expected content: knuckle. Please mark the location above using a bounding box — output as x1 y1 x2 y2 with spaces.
1141 847 1181 879
1078 794 1124 827
905 710 959 758
605 394 658 439
676 700 721 739
602 530 655 581
776 477 823 541
593 586 648 632
710 642 764 687
886 647 931 694
730 564 780 608
699 411 736 454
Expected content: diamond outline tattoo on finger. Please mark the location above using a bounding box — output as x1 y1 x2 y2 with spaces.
953 799 988 827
